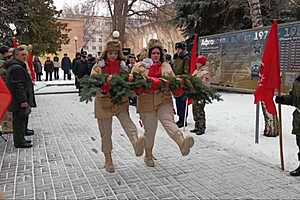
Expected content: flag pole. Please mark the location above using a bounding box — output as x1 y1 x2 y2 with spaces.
183 99 188 132
255 103 260 144
278 87 284 170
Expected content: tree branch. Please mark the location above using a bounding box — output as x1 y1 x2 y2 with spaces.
106 0 114 17
128 0 138 11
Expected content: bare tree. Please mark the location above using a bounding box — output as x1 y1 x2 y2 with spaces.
81 0 174 44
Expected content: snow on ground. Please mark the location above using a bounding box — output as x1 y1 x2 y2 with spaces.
183 92 297 171
34 71 298 172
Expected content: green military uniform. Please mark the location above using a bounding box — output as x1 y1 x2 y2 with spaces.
278 76 300 136
6 59 36 146
192 99 206 133
276 76 300 176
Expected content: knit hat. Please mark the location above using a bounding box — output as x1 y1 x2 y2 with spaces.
196 55 207 65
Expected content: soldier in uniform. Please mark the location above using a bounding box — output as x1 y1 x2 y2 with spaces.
90 32 144 173
173 42 190 127
275 75 300 176
191 55 211 135
131 39 194 167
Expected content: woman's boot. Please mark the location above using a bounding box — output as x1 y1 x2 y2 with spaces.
104 152 115 173
176 135 194 156
144 148 155 167
134 136 145 157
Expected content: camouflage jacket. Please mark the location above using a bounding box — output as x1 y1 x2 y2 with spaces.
280 76 300 135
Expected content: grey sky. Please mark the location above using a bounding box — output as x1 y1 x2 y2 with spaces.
54 0 80 10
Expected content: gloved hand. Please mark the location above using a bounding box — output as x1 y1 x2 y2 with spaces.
275 96 284 104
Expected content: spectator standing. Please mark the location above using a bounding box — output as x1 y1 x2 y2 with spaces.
53 56 60 80
61 53 72 80
33 56 42 81
6 47 37 148
44 57 54 81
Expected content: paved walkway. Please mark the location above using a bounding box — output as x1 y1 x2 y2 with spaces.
0 93 300 199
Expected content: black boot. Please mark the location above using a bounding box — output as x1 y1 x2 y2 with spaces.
195 129 205 135
25 129 34 136
176 121 187 128
190 129 199 133
290 165 300 176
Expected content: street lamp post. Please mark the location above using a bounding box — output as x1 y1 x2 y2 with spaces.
74 36 78 53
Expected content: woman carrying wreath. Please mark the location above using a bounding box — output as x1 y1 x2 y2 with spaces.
90 32 144 173
131 39 194 167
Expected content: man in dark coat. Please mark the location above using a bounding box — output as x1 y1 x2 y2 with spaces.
87 54 96 75
44 57 54 81
276 75 300 176
72 52 81 89
173 42 190 128
61 53 72 80
6 47 37 148
73 52 89 93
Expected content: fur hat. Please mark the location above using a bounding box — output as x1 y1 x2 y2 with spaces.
104 31 122 52
148 39 163 51
196 55 207 65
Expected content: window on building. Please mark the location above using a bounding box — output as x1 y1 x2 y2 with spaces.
92 46 96 50
92 38 96 43
99 38 102 42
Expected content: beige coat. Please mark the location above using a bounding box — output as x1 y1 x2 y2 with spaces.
91 65 129 119
131 62 175 113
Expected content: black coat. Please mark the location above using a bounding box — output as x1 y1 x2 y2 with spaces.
73 59 89 78
61 57 72 73
6 59 36 112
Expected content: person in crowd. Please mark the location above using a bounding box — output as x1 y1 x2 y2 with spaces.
72 52 81 88
0 46 13 80
5 47 37 148
173 42 190 128
131 39 194 167
44 57 54 81
90 33 144 173
53 56 60 80
275 74 300 176
0 46 11 67
126 54 137 106
33 56 43 81
127 54 136 71
61 53 72 80
73 51 90 93
191 55 211 135
87 53 96 75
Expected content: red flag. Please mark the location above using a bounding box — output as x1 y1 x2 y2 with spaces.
254 21 281 115
27 53 36 82
0 77 12 122
188 33 198 105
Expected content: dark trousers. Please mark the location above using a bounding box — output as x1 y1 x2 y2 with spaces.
46 72 53 81
54 68 59 80
296 135 300 161
192 99 206 131
64 72 71 80
175 96 188 122
12 111 27 145
35 73 42 81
